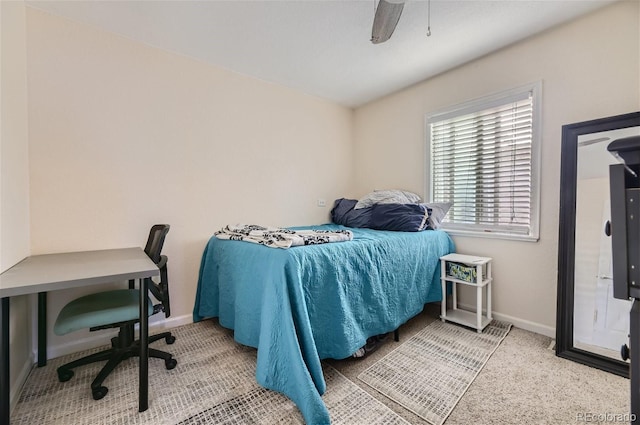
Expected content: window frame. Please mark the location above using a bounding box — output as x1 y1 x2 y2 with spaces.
425 82 542 242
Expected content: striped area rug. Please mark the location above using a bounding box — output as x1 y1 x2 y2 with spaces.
358 320 512 425
12 320 409 425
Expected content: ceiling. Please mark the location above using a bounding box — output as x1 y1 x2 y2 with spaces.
26 0 616 108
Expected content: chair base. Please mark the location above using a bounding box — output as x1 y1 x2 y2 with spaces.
57 326 176 400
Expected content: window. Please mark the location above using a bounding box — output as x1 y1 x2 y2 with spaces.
426 82 541 241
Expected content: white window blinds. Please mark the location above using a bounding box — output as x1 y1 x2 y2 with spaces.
428 84 540 239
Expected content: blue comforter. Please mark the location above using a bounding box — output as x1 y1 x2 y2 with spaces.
193 224 455 424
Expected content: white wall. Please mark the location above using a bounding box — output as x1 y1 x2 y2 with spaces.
353 0 640 335
1 0 33 409
25 8 354 355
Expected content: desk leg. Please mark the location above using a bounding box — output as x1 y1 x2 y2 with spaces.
139 278 149 412
37 292 47 367
1 297 10 424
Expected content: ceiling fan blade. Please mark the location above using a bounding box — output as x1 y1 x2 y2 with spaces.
371 0 405 44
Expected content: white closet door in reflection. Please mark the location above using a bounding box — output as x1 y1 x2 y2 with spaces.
573 127 639 360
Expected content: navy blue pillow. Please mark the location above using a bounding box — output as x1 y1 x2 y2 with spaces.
369 203 430 232
330 198 372 228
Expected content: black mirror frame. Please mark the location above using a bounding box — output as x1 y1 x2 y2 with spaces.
556 111 640 377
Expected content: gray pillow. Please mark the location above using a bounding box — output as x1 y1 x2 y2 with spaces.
354 189 422 210
424 202 452 229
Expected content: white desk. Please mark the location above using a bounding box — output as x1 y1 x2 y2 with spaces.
0 247 159 424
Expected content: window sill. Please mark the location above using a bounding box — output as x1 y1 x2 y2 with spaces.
440 227 539 242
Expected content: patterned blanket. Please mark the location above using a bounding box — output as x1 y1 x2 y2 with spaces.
215 224 353 249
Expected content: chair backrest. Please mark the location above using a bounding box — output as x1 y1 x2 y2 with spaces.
144 224 170 264
144 224 171 317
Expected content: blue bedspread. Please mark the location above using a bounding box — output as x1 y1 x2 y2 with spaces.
193 224 455 424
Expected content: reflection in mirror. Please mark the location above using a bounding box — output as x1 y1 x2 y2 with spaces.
574 127 639 360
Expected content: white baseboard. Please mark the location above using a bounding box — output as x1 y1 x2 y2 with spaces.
34 313 194 360
456 302 555 339
11 355 34 413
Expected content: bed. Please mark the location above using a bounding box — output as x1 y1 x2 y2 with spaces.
193 223 455 424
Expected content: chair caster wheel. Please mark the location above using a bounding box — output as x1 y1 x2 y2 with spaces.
92 386 108 400
165 335 176 345
165 358 177 370
57 369 74 382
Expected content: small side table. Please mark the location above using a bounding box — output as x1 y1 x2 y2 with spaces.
440 253 493 333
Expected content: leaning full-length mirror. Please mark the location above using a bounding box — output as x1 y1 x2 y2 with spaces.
557 111 640 376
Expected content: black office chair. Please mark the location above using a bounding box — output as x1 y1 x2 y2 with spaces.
53 224 177 400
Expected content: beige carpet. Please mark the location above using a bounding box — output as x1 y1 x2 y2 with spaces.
358 320 511 425
11 320 409 425
447 326 630 425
